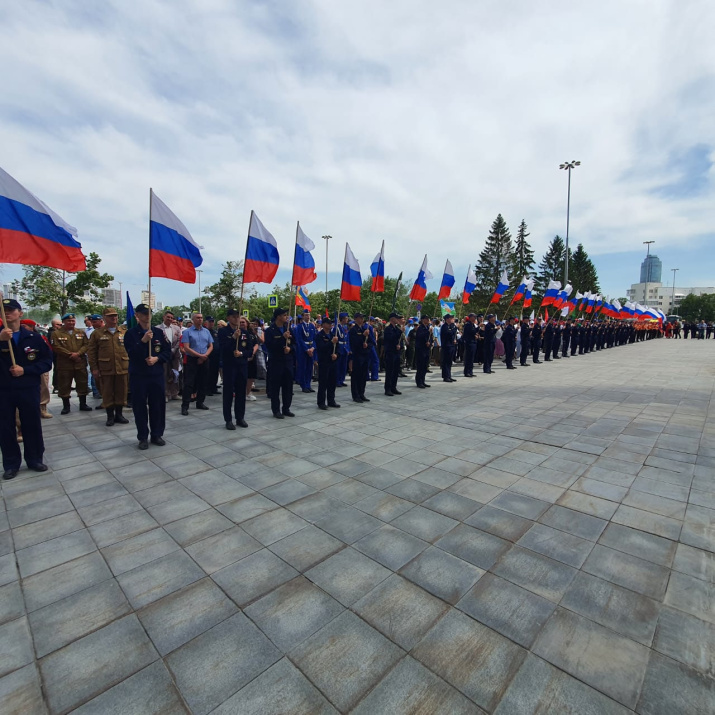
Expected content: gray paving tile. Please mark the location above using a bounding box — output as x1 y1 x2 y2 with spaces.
557 490 619 519
457 573 556 648
185 526 261 573
353 492 414 522
117 549 205 609
422 491 483 521
539 504 607 541
39 614 158 715
436 523 510 570
75 494 143 527
69 482 129 508
267 525 343 572
87 510 158 548
166 612 280 715
680 521 715 553
211 548 298 607
353 524 429 570
637 651 715 715
213 657 337 715
11 511 84 551
583 545 670 600
244 576 344 651
305 547 391 606
412 608 526 712
599 522 677 567
29 579 130 657
0 582 24 626
145 493 211 525
289 610 403 713
664 570 715 624
391 506 458 543
611 504 683 540
217 492 278 523
561 571 660 646
518 523 594 568
493 545 578 602
573 476 628 502
494 653 631 714
21 551 112 612
138 578 237 656
653 606 715 677
71 660 188 714
163 508 233 547
449 478 503 503
180 470 253 505
0 616 34 678
412 466 462 489
242 507 310 545
672 543 715 583
352 656 483 715
16 529 96 578
101 528 179 576
533 608 650 709
490 491 551 520
386 477 441 503
466 505 533 542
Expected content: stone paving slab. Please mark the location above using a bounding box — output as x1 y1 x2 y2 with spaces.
1 339 715 712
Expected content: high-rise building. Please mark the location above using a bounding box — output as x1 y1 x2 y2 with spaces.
640 255 662 284
141 291 156 309
2 283 19 300
103 288 122 307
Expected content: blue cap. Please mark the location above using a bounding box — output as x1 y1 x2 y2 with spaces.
339 312 349 319
61 313 75 320
89 314 102 320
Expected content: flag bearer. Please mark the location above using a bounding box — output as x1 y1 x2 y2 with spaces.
265 307 295 419
219 311 255 430
294 309 316 393
440 313 458 382
316 316 340 410
382 312 403 396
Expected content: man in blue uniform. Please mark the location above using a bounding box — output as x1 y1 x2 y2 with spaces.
124 303 171 450
265 307 296 418
335 312 350 387
218 311 255 430
316 316 340 410
349 313 370 403
414 315 432 389
382 312 403 396
440 313 458 382
293 309 316 393
0 298 52 479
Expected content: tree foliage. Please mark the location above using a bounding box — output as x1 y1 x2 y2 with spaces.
474 214 514 303
204 260 244 312
535 236 570 297
569 243 600 294
678 294 715 321
511 219 535 282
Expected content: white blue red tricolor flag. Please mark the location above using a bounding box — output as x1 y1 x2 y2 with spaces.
409 255 432 302
244 211 279 284
370 241 385 293
341 243 361 302
490 269 510 304
541 279 561 307
438 260 455 300
291 223 317 287
462 267 477 305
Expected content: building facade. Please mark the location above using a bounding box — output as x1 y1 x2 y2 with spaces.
626 283 715 314
103 288 122 307
640 255 662 284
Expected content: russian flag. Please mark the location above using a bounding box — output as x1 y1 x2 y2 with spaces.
438 260 455 300
541 279 561 307
512 275 529 302
490 269 510 304
0 166 85 272
295 286 311 311
409 255 432 302
244 212 280 284
341 243 362 302
370 241 385 293
149 191 203 284
585 294 596 313
291 223 317 287
553 284 572 310
462 267 476 305
523 279 535 309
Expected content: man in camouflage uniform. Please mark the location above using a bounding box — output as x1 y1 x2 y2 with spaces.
51 312 93 414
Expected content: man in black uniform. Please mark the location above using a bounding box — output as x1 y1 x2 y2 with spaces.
503 316 518 369
316 316 340 410
562 319 572 357
383 312 402 396
218 310 255 430
462 313 477 377
440 313 458 382
571 321 580 356
483 314 497 373
542 319 554 361
124 303 171 449
552 319 562 359
0 298 52 479
265 307 295 419
414 315 432 388
531 319 543 363
520 318 531 366
349 313 370 403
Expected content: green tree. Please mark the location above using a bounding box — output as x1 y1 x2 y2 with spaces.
535 236 570 297
511 219 535 282
474 214 515 303
204 260 244 313
569 243 600 294
679 294 715 321
66 253 114 314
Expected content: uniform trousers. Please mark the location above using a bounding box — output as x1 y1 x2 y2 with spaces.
130 374 165 441
483 341 495 372
562 336 570 356
223 362 247 423
415 351 429 386
442 345 455 380
336 353 348 385
384 352 400 394
463 343 476 375
350 356 368 400
317 359 337 406
296 351 313 390
98 373 128 408
369 346 379 380
267 362 293 415
520 342 530 365
0 386 43 471
56 366 89 398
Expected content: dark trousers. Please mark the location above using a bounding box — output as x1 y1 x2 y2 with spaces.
267 361 293 415
350 356 368 400
336 352 348 385
207 352 220 393
441 346 455 380
463 343 476 375
571 337 578 356
483 341 495 372
415 351 429 386
182 357 208 406
223 362 247 423
384 352 400 394
532 341 542 362
562 336 570 356
369 346 379 380
318 358 337 406
504 341 515 368
552 335 561 358
0 386 44 471
130 374 165 441
543 338 553 360
520 342 530 365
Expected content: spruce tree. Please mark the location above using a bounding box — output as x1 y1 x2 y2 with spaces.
511 219 536 282
474 214 515 302
535 236 570 297
569 244 600 294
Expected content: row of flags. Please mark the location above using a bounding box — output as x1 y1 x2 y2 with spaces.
0 166 668 322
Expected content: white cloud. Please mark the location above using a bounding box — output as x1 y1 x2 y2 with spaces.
1 0 713 304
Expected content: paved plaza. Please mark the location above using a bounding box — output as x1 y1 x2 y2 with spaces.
1 338 714 714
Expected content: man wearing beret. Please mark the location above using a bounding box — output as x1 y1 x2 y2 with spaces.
382 312 403 397
51 311 93 414
315 316 340 410
264 307 295 418
0 298 52 479
87 306 130 426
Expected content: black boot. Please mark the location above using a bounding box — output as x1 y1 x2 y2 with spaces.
106 408 115 426
79 395 93 412
114 407 129 424
61 397 71 415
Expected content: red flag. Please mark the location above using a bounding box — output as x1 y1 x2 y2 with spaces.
544 308 549 322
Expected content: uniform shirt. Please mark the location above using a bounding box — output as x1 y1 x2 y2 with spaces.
484 322 496 344
181 325 213 355
0 326 52 390
336 322 349 355
87 326 129 375
124 326 171 376
415 324 432 353
316 329 337 363
383 323 402 354
348 324 370 357
294 320 316 353
462 321 477 344
440 322 458 349
264 322 295 365
218 326 256 363
51 327 90 368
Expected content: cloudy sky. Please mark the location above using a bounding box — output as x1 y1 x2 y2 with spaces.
2 0 713 306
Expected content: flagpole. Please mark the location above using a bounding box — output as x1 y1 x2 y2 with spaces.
239 210 253 317
0 291 16 366
292 222 300 324
334 243 348 355
148 188 153 355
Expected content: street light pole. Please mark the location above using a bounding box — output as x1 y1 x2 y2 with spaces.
643 241 655 306
196 270 203 314
559 160 580 285
671 268 679 315
322 235 331 295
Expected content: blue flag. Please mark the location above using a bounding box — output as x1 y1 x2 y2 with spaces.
440 300 455 316
125 291 137 328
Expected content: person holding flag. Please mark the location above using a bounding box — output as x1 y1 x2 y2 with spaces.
294 308 317 393
336 312 350 387
348 313 371 403
462 313 477 377
382 312 403 397
264 307 295 419
315 316 340 410
440 313 458 382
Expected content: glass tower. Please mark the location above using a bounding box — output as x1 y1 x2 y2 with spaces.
640 255 662 284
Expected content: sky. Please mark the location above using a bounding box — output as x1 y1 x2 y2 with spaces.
1 0 714 308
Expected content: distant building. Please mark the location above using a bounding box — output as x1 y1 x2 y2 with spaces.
141 290 156 309
640 254 662 284
626 283 715 314
103 288 122 307
2 283 19 301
